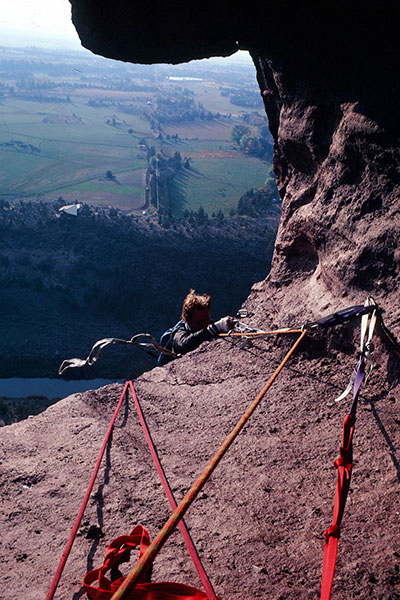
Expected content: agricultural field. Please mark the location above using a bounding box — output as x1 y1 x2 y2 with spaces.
172 154 271 216
0 46 272 216
0 49 281 383
0 96 150 208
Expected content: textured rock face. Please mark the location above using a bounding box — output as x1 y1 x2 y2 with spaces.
249 50 400 328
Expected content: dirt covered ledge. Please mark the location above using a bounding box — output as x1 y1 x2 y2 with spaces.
0 312 399 598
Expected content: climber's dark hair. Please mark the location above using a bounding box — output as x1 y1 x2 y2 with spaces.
181 289 211 323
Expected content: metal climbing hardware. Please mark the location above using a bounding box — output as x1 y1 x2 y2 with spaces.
303 303 376 331
229 320 259 334
58 332 179 375
228 320 259 349
334 297 379 403
236 308 254 319
320 297 380 600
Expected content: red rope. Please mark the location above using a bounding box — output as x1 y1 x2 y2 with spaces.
127 381 217 600
45 381 129 600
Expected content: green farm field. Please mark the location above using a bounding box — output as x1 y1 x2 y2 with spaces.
159 115 272 216
0 95 271 214
176 81 242 115
0 49 271 214
162 116 234 140
172 154 271 216
0 97 149 206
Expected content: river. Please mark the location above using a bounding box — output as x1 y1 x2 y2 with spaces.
0 378 121 399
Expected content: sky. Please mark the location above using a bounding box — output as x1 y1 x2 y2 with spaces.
0 0 252 63
0 0 81 49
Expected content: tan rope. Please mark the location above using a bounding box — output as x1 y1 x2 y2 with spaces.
220 328 303 337
110 329 307 599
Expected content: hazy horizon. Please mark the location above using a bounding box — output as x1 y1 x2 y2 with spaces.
1 0 253 64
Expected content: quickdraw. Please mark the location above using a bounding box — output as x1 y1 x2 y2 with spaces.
320 299 379 600
334 297 378 403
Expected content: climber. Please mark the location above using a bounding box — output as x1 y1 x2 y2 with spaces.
158 289 235 365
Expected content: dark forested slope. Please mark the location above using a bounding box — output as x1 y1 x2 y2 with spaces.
0 200 280 379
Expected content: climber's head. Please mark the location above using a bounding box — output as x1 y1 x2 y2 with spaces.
181 289 211 332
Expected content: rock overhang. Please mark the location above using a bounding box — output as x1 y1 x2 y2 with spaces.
68 1 397 78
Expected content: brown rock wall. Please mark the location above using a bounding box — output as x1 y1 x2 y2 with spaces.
248 49 400 329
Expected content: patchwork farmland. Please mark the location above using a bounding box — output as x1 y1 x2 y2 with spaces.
0 46 272 217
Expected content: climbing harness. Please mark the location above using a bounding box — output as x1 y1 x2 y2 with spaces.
157 320 184 366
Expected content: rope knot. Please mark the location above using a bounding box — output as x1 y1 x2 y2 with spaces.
334 450 352 472
104 547 120 567
334 456 353 472
323 524 341 543
104 546 130 569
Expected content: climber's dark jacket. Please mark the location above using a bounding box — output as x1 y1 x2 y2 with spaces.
171 321 218 356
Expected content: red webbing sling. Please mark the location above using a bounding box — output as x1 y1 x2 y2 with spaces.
320 356 365 600
83 523 212 600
